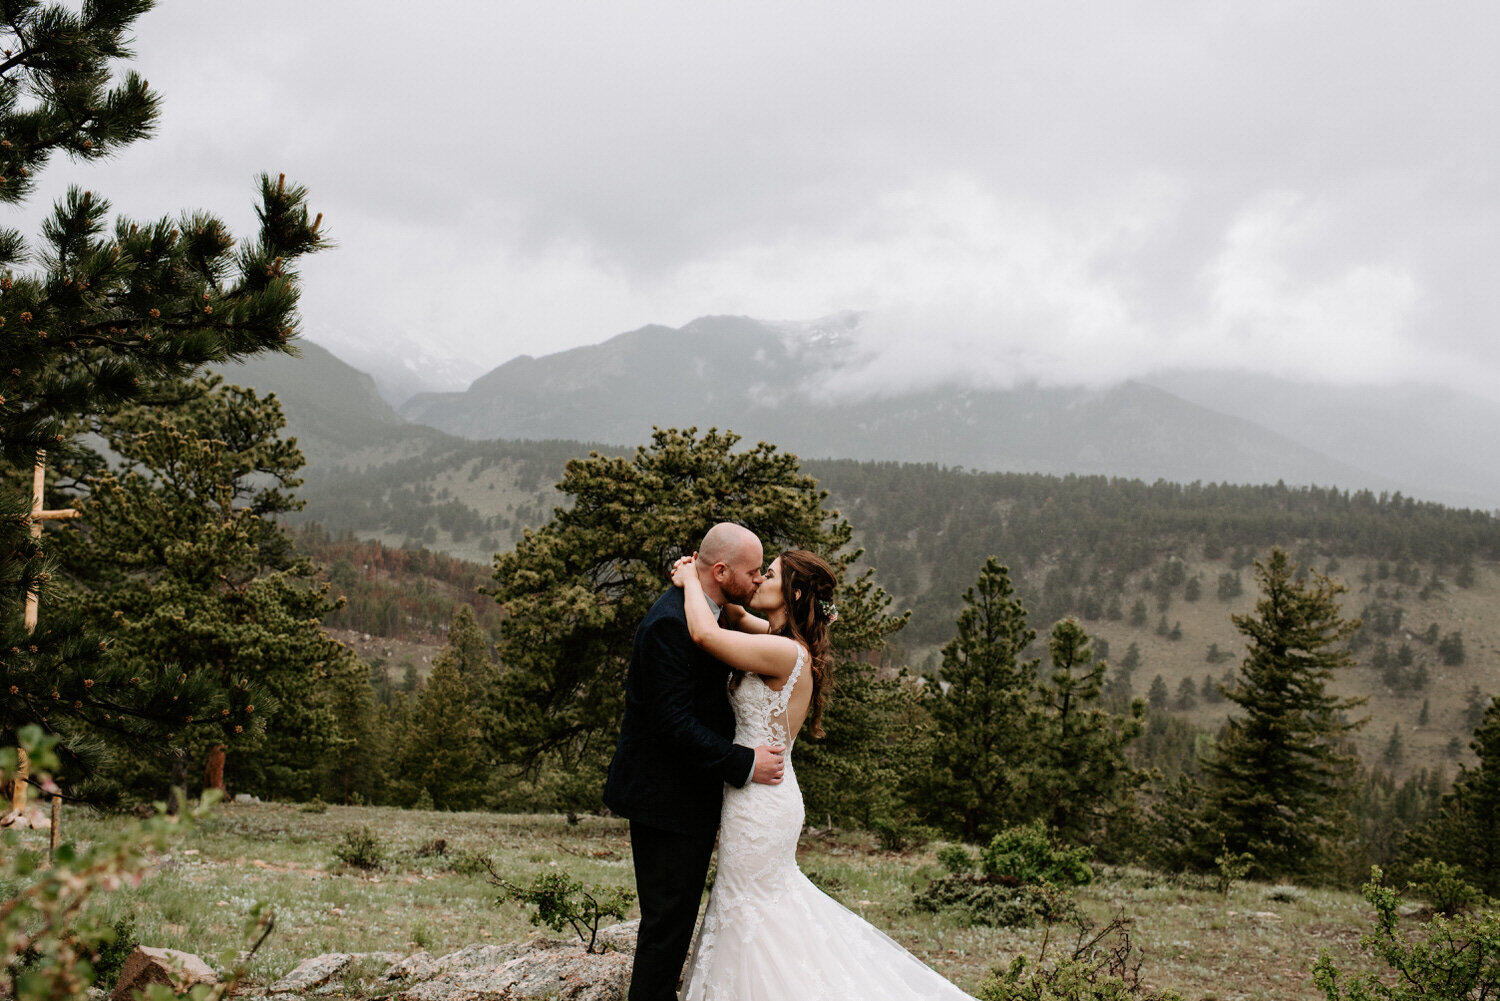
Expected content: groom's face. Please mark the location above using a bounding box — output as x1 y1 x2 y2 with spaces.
718 541 765 606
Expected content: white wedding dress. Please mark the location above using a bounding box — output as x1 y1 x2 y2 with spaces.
679 649 977 1000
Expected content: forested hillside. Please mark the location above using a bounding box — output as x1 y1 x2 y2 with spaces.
283 433 1500 777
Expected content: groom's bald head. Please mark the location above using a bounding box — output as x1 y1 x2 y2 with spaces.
697 523 764 606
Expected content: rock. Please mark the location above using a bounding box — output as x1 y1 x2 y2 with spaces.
384 950 439 981
393 944 631 1001
110 946 217 1001
232 792 260 804
268 952 354 993
594 919 639 954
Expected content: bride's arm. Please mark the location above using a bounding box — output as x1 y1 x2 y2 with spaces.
674 561 801 678
721 602 771 635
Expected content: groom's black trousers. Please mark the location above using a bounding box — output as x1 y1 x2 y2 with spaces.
628 819 717 1001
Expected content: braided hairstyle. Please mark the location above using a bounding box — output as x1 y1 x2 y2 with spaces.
774 549 837 738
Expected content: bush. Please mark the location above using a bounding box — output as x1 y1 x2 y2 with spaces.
488 865 635 954
1313 866 1500 1000
92 916 138 989
976 913 1182 1000
1408 858 1481 916
1263 884 1304 904
333 826 384 871
938 844 974 875
981 821 1094 887
872 818 937 853
914 874 1083 928
916 823 1093 928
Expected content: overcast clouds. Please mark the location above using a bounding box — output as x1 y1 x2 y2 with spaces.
15 2 1500 396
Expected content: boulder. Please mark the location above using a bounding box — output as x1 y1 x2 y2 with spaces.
594 920 639 954
109 946 217 1001
268 952 354 993
393 943 631 1001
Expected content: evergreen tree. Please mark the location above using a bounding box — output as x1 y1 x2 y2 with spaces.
1465 686 1488 731
1147 674 1169 710
1031 618 1143 844
797 570 921 830
0 1 323 776
1204 548 1365 880
1129 599 1147 627
393 653 488 811
486 427 866 811
917 557 1038 841
1405 700 1500 895
1382 724 1405 769
1439 631 1466 666
1174 677 1198 711
1419 698 1430 727
58 380 346 800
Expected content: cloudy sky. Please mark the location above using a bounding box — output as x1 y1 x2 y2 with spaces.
15 2 1500 396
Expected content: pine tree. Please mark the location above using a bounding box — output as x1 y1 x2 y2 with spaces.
486 428 864 810
394 654 488 811
1147 674 1169 710
57 380 346 800
1383 723 1405 768
1405 699 1500 895
917 557 1038 841
1204 548 1365 879
0 2 323 773
796 569 920 830
1031 618 1143 845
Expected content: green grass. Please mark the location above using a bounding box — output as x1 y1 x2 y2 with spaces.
6 803 1380 999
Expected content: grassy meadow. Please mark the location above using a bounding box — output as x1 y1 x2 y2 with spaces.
7 802 1385 999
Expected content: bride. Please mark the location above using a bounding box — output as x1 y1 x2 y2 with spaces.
668 549 976 1001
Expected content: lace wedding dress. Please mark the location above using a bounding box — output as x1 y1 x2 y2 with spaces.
679 649 977 1000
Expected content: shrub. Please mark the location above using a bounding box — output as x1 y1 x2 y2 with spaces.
938 844 974 875
489 866 634 954
1408 858 1481 916
914 874 1083 928
1214 840 1253 897
1313 866 1500 1000
873 818 937 853
1263 884 1304 904
976 913 1182 1000
981 821 1094 887
333 826 384 871
916 823 1093 928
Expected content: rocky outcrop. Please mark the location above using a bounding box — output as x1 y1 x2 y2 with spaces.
109 947 216 1000
265 922 639 1001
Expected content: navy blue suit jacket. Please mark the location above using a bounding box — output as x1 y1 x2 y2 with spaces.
603 588 754 835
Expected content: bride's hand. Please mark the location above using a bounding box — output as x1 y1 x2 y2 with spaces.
670 554 696 589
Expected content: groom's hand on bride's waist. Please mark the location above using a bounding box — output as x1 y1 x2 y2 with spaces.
751 745 785 785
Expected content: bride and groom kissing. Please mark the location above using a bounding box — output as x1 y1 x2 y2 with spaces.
603 523 975 1000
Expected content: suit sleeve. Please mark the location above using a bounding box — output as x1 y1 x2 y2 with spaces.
640 615 756 788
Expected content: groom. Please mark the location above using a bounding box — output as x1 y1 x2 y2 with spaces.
603 522 786 1001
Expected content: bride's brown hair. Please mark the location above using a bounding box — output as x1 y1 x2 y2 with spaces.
770 549 837 738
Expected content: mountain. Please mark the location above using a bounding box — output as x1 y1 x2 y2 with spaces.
399 314 1401 497
1144 369 1500 511
300 323 474 407
215 340 423 465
